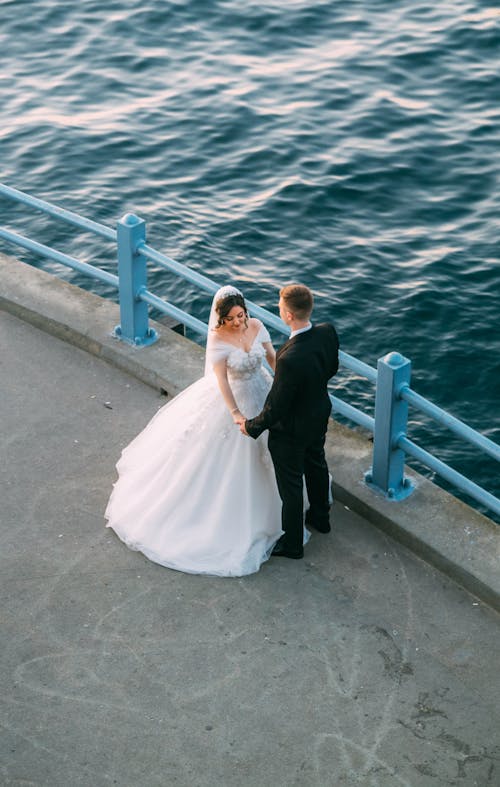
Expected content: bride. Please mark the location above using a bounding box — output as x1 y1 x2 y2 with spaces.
105 285 286 576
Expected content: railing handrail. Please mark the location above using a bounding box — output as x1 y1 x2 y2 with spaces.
398 436 500 517
0 183 116 241
139 287 208 336
0 226 119 288
1 182 498 518
401 385 500 462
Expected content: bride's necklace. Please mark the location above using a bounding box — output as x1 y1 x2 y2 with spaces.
217 324 249 347
229 326 247 344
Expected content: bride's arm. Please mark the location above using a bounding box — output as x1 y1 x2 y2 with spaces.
213 359 243 423
263 341 276 372
254 319 275 371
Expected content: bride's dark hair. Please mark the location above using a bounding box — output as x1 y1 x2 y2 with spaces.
215 293 249 329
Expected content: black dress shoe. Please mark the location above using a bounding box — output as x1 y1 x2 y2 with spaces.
305 511 331 533
271 542 304 559
307 520 331 534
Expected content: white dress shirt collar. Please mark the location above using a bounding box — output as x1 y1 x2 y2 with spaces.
289 322 312 339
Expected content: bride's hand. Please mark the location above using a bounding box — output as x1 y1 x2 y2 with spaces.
231 408 244 424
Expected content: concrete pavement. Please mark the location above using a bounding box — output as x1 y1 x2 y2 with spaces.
1 297 500 785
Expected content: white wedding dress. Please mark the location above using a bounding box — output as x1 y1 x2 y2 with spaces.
105 320 285 576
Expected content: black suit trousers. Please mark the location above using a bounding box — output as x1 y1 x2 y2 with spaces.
268 430 330 552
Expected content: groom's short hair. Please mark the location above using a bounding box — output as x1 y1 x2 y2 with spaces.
280 284 314 320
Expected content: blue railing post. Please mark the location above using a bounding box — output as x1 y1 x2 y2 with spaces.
114 213 157 346
365 352 414 500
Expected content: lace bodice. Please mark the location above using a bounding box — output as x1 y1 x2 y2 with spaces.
207 322 272 380
226 341 267 380
207 322 273 421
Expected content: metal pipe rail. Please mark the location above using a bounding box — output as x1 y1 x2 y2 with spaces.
339 356 378 383
139 288 208 336
0 226 118 288
398 436 500 518
331 396 375 433
1 182 499 518
401 386 500 463
0 183 116 241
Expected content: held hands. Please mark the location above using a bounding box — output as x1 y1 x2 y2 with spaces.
239 419 249 436
231 407 249 435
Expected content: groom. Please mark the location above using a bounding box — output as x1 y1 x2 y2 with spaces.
239 284 339 559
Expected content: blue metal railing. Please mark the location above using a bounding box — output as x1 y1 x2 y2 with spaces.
1 183 499 518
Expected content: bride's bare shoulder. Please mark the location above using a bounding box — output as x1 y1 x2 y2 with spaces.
212 331 228 344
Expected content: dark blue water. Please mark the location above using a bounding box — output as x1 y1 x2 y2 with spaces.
2 0 499 513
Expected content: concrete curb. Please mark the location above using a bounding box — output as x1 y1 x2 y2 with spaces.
1 252 499 611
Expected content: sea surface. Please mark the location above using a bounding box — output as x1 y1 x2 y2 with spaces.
1 0 499 514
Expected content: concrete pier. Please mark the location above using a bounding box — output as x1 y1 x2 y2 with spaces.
1 254 499 786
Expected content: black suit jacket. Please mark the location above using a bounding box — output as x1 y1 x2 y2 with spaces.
245 323 339 443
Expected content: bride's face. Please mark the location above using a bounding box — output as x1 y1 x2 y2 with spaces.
223 306 247 331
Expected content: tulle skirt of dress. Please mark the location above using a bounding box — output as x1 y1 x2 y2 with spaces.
105 372 284 576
